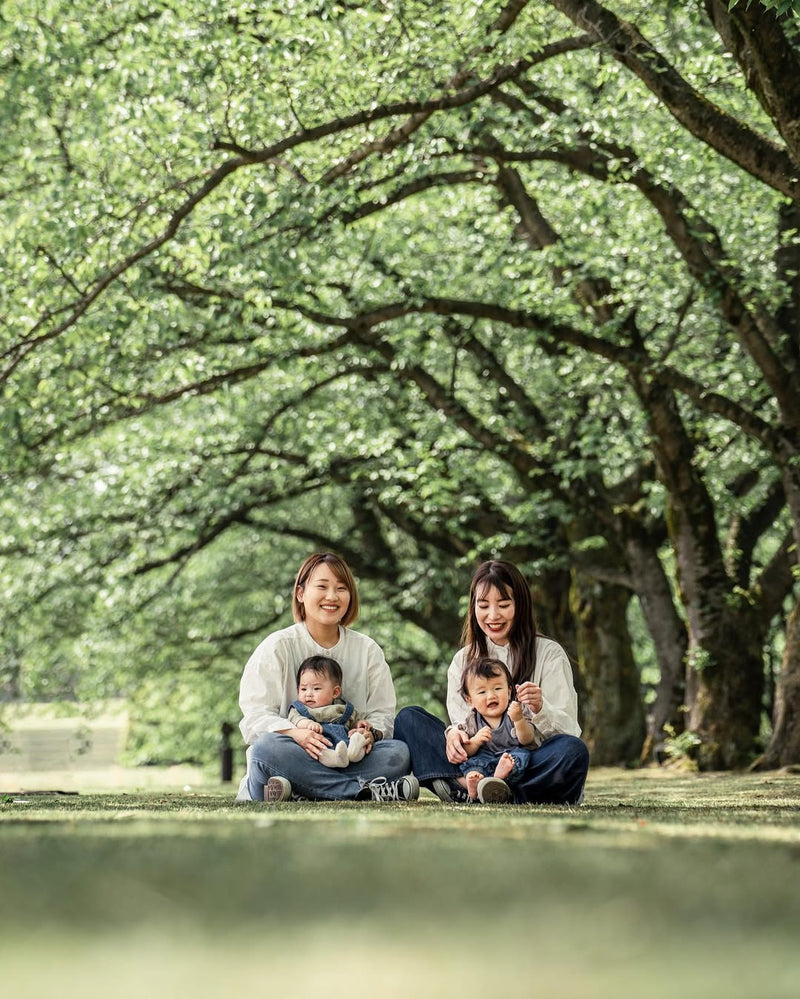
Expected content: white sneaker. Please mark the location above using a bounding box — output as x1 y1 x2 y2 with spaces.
358 775 420 802
235 774 252 801
264 776 292 802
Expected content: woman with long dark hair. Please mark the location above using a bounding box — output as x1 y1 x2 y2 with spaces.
394 559 589 804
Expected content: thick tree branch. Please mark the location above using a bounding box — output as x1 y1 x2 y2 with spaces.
545 0 799 197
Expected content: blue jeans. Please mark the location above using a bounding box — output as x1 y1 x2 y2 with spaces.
247 731 411 801
459 746 533 786
394 705 589 805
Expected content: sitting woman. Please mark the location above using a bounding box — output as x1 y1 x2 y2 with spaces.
236 551 418 803
394 559 589 804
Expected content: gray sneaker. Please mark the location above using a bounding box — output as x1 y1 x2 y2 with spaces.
476 777 511 804
431 778 471 804
358 775 420 802
264 776 292 802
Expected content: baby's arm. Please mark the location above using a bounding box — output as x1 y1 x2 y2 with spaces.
508 701 536 746
462 725 493 757
295 718 323 733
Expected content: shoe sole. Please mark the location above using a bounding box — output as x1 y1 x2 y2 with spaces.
403 775 421 801
477 777 511 804
264 777 291 802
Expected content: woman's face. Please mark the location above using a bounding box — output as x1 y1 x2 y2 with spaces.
297 564 351 630
474 584 515 646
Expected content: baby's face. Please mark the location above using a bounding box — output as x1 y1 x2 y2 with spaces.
298 673 339 708
466 672 511 721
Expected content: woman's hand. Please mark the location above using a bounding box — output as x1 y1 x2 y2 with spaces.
285 726 332 759
445 726 469 764
515 681 543 714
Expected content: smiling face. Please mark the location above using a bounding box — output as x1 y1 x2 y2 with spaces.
464 668 512 724
296 564 351 639
474 583 515 647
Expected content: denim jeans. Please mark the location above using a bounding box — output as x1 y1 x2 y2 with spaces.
246 731 411 801
394 705 589 805
458 745 533 786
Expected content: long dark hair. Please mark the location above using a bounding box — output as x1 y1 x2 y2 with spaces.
460 560 538 685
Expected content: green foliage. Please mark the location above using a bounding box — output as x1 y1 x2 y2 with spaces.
2 0 799 765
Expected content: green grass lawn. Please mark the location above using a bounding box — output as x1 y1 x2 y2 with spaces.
2 767 799 998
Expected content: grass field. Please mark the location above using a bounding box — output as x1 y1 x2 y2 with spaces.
2 767 799 998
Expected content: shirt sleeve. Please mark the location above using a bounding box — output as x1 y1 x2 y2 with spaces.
529 638 582 741
446 650 469 728
361 639 397 739
238 636 295 745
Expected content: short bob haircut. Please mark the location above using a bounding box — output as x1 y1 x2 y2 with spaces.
459 657 514 700
292 552 360 627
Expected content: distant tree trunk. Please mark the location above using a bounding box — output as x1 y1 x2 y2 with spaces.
632 375 765 768
758 462 800 766
531 565 586 727
753 599 800 769
570 572 646 765
621 522 688 761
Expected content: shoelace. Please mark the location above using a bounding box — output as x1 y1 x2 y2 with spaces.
364 777 403 801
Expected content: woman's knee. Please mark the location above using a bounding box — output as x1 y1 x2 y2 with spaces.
250 731 296 768
394 705 442 738
375 738 411 772
561 735 590 776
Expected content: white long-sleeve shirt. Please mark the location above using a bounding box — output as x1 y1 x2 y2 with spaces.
446 635 581 747
238 622 397 745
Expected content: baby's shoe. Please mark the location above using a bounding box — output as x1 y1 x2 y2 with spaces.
318 741 349 768
476 777 511 804
347 731 368 763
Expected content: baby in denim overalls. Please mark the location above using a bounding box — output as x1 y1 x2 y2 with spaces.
289 655 376 768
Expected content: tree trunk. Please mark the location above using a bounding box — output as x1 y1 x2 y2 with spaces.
683 589 766 769
621 521 688 761
634 376 765 768
530 567 588 729
570 572 646 765
753 598 800 770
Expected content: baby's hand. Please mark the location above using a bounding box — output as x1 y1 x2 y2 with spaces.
475 726 493 746
297 719 323 733
508 701 523 722
354 719 373 733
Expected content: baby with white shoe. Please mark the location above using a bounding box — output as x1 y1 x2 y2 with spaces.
288 655 375 767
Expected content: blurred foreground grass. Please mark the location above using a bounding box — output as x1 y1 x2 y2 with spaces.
1 767 799 998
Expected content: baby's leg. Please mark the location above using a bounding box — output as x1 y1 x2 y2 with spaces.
465 770 483 800
493 752 516 781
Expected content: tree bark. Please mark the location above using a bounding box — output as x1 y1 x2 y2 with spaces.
621 522 688 761
753 599 800 770
569 570 645 764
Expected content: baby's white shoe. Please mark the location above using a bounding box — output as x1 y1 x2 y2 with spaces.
318 741 349 768
347 732 368 763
